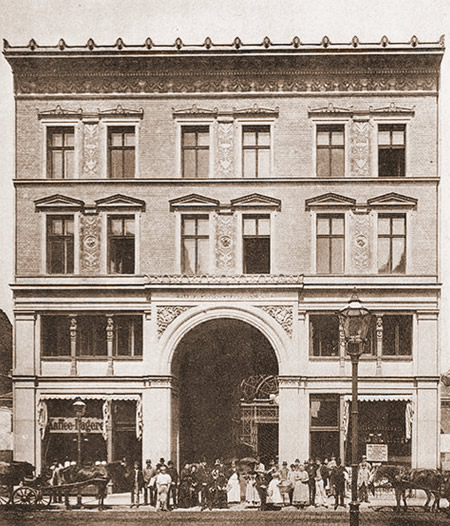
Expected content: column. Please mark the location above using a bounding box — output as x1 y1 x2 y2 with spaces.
142 378 173 464
106 316 114 376
376 316 383 376
278 376 307 462
14 383 36 466
15 312 36 376
70 316 77 376
415 383 439 468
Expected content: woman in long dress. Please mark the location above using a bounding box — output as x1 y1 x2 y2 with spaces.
227 469 241 504
267 472 283 507
245 471 261 507
291 464 309 507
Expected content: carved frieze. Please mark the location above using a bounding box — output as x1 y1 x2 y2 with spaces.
80 215 101 273
215 121 234 178
83 123 99 178
215 214 235 273
351 120 370 177
157 306 193 337
259 306 293 337
350 213 371 272
146 274 303 285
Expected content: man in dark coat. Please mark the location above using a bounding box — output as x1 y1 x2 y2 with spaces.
167 460 178 509
331 458 347 509
143 459 156 506
130 460 145 508
306 459 316 506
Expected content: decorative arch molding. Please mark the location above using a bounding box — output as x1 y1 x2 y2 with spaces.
158 304 293 376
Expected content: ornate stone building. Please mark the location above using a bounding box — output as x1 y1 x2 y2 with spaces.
4 35 444 472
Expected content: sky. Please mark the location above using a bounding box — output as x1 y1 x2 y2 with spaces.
0 0 449 364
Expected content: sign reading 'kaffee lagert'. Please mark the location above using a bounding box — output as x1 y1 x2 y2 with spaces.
49 417 103 433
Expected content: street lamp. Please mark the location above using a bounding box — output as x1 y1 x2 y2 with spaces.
339 291 371 526
73 397 86 507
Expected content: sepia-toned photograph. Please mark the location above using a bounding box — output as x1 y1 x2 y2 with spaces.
0 1 449 524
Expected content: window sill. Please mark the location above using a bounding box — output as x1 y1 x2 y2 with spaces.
42 356 143 361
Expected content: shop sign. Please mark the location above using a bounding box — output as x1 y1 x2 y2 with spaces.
366 443 388 462
49 417 103 434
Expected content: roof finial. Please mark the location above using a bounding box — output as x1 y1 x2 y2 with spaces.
145 37 153 49
28 38 37 50
3 39 10 50
115 37 125 50
409 35 419 47
175 37 183 50
380 35 389 47
352 35 359 48
58 39 66 50
233 37 242 49
291 36 301 48
439 34 445 48
263 36 271 49
321 36 330 48
86 38 96 50
204 36 213 49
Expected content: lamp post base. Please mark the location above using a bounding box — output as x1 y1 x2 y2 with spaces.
349 500 360 526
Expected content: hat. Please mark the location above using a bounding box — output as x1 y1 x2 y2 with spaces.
214 459 221 465
282 461 288 465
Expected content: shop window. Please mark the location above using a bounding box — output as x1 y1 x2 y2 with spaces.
316 125 345 178
108 216 135 274
310 314 339 357
77 316 107 357
113 316 143 356
378 124 405 177
310 394 340 460
382 315 412 356
378 214 406 274
242 125 271 178
41 316 71 356
181 215 209 274
47 127 75 179
108 126 135 179
316 215 344 274
243 215 270 274
182 126 210 178
47 215 74 274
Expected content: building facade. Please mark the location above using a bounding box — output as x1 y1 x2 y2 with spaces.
4 35 444 474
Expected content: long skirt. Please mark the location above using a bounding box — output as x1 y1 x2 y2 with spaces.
245 481 261 506
293 480 309 505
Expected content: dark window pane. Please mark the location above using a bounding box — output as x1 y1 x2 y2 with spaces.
42 316 71 356
65 150 74 179
77 316 107 356
310 315 339 357
110 149 123 179
382 315 412 356
243 238 270 274
310 394 340 427
330 238 344 273
197 149 209 178
182 238 196 274
108 217 135 274
316 238 330 273
183 149 196 178
52 151 63 179
123 149 135 178
377 237 391 273
392 238 406 273
183 131 196 147
331 148 344 178
316 149 330 178
108 127 135 179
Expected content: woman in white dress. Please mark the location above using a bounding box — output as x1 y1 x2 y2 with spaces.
245 471 261 507
227 470 241 504
291 464 309 507
267 472 283 507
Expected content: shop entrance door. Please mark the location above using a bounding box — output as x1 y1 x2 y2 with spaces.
258 423 279 462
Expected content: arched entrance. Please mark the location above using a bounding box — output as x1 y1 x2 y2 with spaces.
171 318 279 463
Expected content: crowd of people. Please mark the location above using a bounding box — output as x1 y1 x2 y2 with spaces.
124 454 374 511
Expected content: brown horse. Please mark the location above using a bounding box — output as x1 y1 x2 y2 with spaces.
371 465 446 512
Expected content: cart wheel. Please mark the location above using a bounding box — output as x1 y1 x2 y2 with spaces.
0 491 10 505
12 486 37 507
36 490 52 507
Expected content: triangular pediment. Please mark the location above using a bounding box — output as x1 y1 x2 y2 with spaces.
308 103 353 115
35 194 84 210
367 192 417 208
169 194 220 211
369 102 415 115
305 193 356 210
95 194 146 210
231 194 281 210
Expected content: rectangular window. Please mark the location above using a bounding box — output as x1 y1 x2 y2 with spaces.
108 126 136 179
77 316 107 356
316 215 345 274
310 314 339 357
310 394 340 460
378 214 406 273
108 216 135 274
378 124 405 177
47 216 74 274
242 125 271 178
181 216 209 274
316 125 345 178
41 316 71 356
47 127 75 179
243 215 270 274
113 316 143 357
182 126 210 178
382 315 412 356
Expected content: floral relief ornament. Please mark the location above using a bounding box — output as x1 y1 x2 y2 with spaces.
260 306 293 337
157 306 193 337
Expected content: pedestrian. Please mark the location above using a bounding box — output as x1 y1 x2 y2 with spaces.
155 464 172 511
245 470 261 507
357 455 372 503
49 459 63 503
130 460 144 508
291 463 309 508
142 459 156 506
227 468 241 504
267 472 283 508
314 458 328 508
306 458 316 506
167 460 178 509
331 458 347 509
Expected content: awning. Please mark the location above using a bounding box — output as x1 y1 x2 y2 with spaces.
39 393 141 401
344 394 412 402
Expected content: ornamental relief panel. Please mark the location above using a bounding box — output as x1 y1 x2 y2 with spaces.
259 306 293 337
157 306 193 337
80 214 101 273
349 212 372 273
215 121 234 178
82 123 100 178
215 214 235 273
351 120 370 177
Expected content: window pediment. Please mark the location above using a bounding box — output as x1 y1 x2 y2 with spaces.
367 192 417 209
95 194 146 211
231 193 281 211
169 193 220 211
305 193 356 210
35 194 84 211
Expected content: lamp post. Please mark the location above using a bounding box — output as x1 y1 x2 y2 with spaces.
73 397 86 507
339 291 371 526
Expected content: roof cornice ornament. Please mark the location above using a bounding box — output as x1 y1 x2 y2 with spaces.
145 274 304 286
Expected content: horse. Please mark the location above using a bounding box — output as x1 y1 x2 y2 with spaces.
371 464 446 512
59 461 127 509
0 461 36 503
